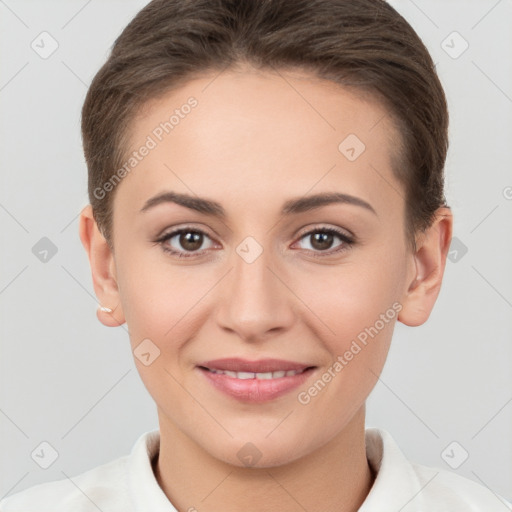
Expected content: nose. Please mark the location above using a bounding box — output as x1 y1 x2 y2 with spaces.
215 240 296 343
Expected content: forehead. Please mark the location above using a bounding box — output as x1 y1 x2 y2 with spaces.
115 67 403 221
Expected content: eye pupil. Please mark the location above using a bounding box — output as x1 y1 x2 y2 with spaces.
311 232 334 250
180 231 203 251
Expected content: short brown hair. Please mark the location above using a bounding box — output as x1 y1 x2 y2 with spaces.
81 0 449 251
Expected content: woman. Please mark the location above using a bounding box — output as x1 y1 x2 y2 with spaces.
2 0 510 510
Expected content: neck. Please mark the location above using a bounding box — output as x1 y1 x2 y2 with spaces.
153 406 375 512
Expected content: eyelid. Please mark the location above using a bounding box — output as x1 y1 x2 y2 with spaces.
294 223 354 241
155 222 220 244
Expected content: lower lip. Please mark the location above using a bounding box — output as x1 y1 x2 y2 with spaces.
197 367 316 403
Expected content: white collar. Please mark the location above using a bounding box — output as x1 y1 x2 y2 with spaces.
126 427 415 511
126 429 173 510
125 427 508 511
360 427 430 510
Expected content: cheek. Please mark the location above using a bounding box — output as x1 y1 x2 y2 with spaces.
115 242 178 328
114 256 201 407
296 246 406 378
305 258 403 337
115 251 216 361
293 263 403 432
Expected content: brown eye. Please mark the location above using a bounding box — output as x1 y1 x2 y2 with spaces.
295 227 354 256
310 232 335 251
179 231 204 251
156 228 215 257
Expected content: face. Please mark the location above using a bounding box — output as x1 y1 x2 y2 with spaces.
105 66 417 466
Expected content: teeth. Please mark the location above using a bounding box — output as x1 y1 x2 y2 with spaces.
208 368 307 379
237 371 256 379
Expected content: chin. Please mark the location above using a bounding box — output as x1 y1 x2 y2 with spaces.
201 432 313 469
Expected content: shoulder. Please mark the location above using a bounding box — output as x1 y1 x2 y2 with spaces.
0 452 130 512
363 428 512 511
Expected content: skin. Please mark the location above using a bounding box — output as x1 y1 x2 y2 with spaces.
79 64 452 512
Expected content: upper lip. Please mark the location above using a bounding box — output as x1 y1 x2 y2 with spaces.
199 358 315 373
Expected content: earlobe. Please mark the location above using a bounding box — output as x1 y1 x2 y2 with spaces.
78 204 126 327
398 207 453 327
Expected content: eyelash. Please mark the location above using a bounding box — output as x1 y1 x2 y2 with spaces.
154 225 355 259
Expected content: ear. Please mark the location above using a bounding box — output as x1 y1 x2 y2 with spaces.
79 204 126 327
398 207 453 326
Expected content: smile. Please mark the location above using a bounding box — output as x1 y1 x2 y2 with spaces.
196 358 317 402
202 367 309 379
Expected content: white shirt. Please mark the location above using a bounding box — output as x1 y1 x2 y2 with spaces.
1 428 511 511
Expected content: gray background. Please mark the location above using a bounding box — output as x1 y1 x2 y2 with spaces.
1 0 511 504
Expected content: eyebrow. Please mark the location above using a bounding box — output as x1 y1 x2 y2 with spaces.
140 190 377 217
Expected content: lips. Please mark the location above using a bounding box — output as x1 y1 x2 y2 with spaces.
197 358 317 402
